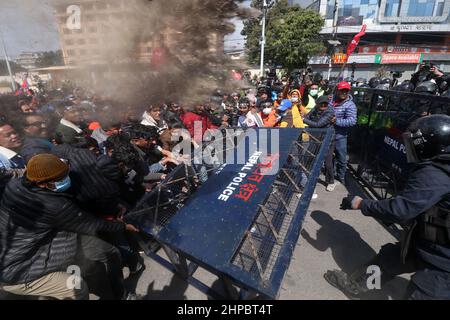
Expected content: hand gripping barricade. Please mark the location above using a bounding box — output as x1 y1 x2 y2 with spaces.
126 127 333 299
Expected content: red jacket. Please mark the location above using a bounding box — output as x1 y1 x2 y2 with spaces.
181 112 217 142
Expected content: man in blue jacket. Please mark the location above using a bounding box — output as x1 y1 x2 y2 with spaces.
304 95 336 191
325 115 450 299
331 81 357 185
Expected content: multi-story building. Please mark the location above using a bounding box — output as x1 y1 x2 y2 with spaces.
306 0 450 80
53 0 224 67
14 52 40 70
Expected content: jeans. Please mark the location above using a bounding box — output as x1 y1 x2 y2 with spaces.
334 137 348 183
325 140 336 185
76 235 125 300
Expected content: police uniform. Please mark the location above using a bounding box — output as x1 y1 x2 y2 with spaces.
327 115 450 299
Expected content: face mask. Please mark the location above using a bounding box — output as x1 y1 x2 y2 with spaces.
310 90 319 97
52 176 71 193
263 107 272 115
291 97 299 103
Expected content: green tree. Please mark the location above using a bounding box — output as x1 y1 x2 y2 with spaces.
242 0 325 71
0 60 25 76
35 50 64 68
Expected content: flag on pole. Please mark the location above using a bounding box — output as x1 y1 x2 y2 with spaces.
346 24 367 59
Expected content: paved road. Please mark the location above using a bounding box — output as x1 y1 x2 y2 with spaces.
129 172 410 300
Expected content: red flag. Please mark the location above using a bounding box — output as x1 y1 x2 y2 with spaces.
346 24 367 58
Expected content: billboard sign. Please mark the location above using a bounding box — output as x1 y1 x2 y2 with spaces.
375 53 424 64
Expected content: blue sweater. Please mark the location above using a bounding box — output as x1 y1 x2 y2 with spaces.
332 95 357 140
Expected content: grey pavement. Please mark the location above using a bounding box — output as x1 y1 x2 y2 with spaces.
128 173 410 300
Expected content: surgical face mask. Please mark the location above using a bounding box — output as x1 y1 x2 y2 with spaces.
310 89 319 97
52 175 71 193
291 97 299 103
262 107 272 115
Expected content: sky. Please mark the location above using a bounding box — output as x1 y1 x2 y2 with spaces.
0 0 61 59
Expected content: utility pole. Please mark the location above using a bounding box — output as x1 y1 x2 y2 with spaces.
259 0 268 78
327 0 339 80
0 30 16 92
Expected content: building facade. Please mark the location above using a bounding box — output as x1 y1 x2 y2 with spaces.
53 0 225 67
307 0 450 80
14 52 40 70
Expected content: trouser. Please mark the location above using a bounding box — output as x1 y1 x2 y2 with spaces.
100 231 141 272
347 243 450 299
334 137 347 183
325 139 335 185
77 235 125 300
1 272 89 300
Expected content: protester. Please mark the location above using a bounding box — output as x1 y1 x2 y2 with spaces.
141 105 168 134
0 154 139 300
304 95 336 191
55 105 84 145
332 81 357 185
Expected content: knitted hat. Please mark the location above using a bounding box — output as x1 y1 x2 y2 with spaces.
26 154 69 183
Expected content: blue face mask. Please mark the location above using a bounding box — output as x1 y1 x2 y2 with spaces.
52 176 71 193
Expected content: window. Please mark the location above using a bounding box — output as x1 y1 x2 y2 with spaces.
67 49 76 56
89 38 98 44
65 39 75 46
326 0 378 19
406 0 437 17
88 26 98 33
78 39 86 45
436 0 445 16
79 49 87 55
385 0 400 17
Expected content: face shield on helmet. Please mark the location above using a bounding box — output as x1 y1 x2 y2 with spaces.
402 127 433 163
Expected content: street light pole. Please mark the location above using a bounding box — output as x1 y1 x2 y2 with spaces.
0 30 16 92
259 0 268 78
327 0 339 80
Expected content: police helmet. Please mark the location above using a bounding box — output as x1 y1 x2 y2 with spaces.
403 114 450 163
414 81 438 95
393 81 415 92
369 77 381 88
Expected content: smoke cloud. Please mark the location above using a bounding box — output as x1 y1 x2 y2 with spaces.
52 0 252 109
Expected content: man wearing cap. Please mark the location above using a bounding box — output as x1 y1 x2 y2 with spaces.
304 95 337 191
0 154 138 300
332 81 357 185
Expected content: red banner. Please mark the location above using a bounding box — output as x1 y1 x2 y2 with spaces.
346 24 367 59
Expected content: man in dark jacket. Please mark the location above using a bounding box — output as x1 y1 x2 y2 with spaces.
326 115 450 299
20 113 53 163
303 95 336 191
0 154 138 300
55 105 85 145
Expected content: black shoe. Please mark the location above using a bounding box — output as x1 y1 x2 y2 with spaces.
129 257 146 276
324 270 368 300
125 292 144 300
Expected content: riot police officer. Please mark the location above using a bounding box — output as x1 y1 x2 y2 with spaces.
325 114 450 299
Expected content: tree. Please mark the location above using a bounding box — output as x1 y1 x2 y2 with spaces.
0 60 25 76
242 0 325 71
35 50 64 68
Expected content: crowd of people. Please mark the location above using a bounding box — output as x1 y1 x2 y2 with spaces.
1 61 448 300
